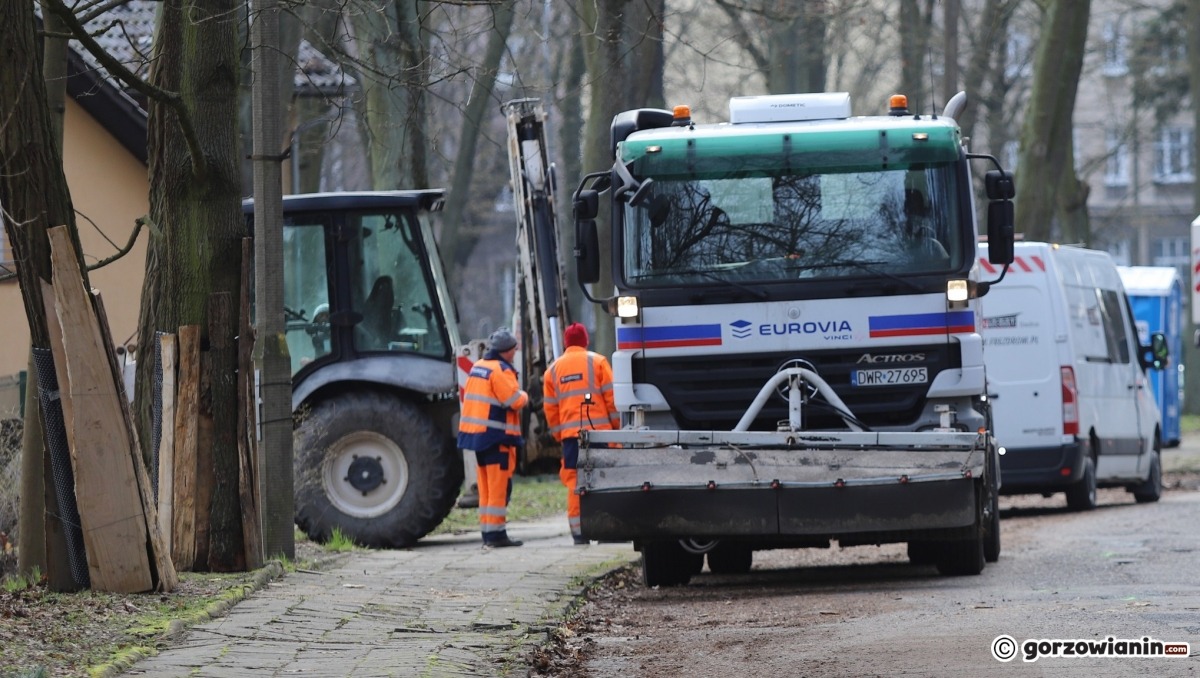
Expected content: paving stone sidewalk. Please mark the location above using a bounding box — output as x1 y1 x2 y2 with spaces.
122 518 638 677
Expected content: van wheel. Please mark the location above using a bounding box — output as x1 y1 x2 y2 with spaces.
1132 452 1162 504
1065 456 1097 511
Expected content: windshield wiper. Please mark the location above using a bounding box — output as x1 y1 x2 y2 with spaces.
787 259 925 293
636 268 769 300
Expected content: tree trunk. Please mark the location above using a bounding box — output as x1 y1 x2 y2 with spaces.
767 0 827 94
137 0 247 572
3 0 87 590
579 0 665 355
439 0 517 286
898 0 935 113
1014 0 1091 242
350 0 430 190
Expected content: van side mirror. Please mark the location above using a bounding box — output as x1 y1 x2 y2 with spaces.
574 190 601 285
1145 331 1169 371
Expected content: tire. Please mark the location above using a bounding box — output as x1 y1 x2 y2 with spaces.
1132 452 1162 504
294 390 463 548
983 448 1001 563
1065 456 1097 511
907 541 938 566
706 543 753 575
641 541 702 587
934 480 986 576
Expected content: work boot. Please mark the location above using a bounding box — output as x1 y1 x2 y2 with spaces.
489 536 523 548
572 535 590 545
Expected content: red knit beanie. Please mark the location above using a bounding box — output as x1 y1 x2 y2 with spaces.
564 322 589 348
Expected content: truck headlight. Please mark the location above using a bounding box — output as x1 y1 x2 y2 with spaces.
946 279 968 303
617 296 640 318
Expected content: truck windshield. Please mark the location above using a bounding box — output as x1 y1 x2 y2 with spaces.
621 163 962 287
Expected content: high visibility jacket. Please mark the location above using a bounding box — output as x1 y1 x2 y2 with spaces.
457 355 527 452
542 346 619 442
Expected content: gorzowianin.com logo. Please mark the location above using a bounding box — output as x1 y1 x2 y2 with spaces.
991 634 1190 663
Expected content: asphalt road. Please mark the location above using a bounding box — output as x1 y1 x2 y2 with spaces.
570 439 1200 677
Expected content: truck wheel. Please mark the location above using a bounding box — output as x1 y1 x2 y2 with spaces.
641 541 701 587
706 543 753 575
935 480 986 576
907 541 938 566
983 453 1001 563
1065 456 1097 511
934 532 985 576
294 390 463 548
1132 452 1162 504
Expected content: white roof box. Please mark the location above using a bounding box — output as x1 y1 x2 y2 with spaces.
729 92 852 124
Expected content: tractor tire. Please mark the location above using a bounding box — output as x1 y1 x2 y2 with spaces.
294 390 463 548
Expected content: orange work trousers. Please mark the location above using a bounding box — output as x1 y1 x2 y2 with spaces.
476 445 517 543
560 438 581 538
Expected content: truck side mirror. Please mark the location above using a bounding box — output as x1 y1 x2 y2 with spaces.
985 170 1015 200
986 199 1014 265
574 190 601 285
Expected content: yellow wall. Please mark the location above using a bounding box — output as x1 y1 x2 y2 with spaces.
0 97 149 403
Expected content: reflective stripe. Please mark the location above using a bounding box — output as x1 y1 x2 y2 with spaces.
481 524 506 534
464 392 504 407
459 416 518 433
479 506 507 517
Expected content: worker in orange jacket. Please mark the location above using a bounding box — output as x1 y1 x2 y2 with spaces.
457 328 528 547
542 323 620 545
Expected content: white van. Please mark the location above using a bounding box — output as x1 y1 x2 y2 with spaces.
977 242 1167 510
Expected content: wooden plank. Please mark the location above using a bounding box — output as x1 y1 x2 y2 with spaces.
238 239 263 569
157 333 177 559
92 291 177 592
193 346 215 570
40 280 85 592
171 325 201 571
47 226 152 593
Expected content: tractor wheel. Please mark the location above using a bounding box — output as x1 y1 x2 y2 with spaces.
294 390 462 548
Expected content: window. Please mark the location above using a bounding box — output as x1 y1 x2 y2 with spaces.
1102 19 1128 76
0 198 13 277
1105 129 1129 186
1154 127 1193 183
1098 288 1132 364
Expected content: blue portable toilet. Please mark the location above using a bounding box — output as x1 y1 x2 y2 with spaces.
1118 266 1184 447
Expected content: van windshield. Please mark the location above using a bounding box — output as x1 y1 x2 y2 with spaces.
621 164 963 287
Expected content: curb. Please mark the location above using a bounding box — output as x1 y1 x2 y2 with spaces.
89 558 296 677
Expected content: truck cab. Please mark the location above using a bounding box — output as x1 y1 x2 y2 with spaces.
572 92 1016 586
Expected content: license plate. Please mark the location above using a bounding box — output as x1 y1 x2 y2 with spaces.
851 367 928 386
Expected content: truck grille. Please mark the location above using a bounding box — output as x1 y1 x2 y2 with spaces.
634 343 959 431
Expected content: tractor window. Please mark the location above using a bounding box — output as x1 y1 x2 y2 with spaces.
281 218 332 375
348 211 448 358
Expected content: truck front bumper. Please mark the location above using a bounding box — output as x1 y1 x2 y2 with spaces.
578 429 987 542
